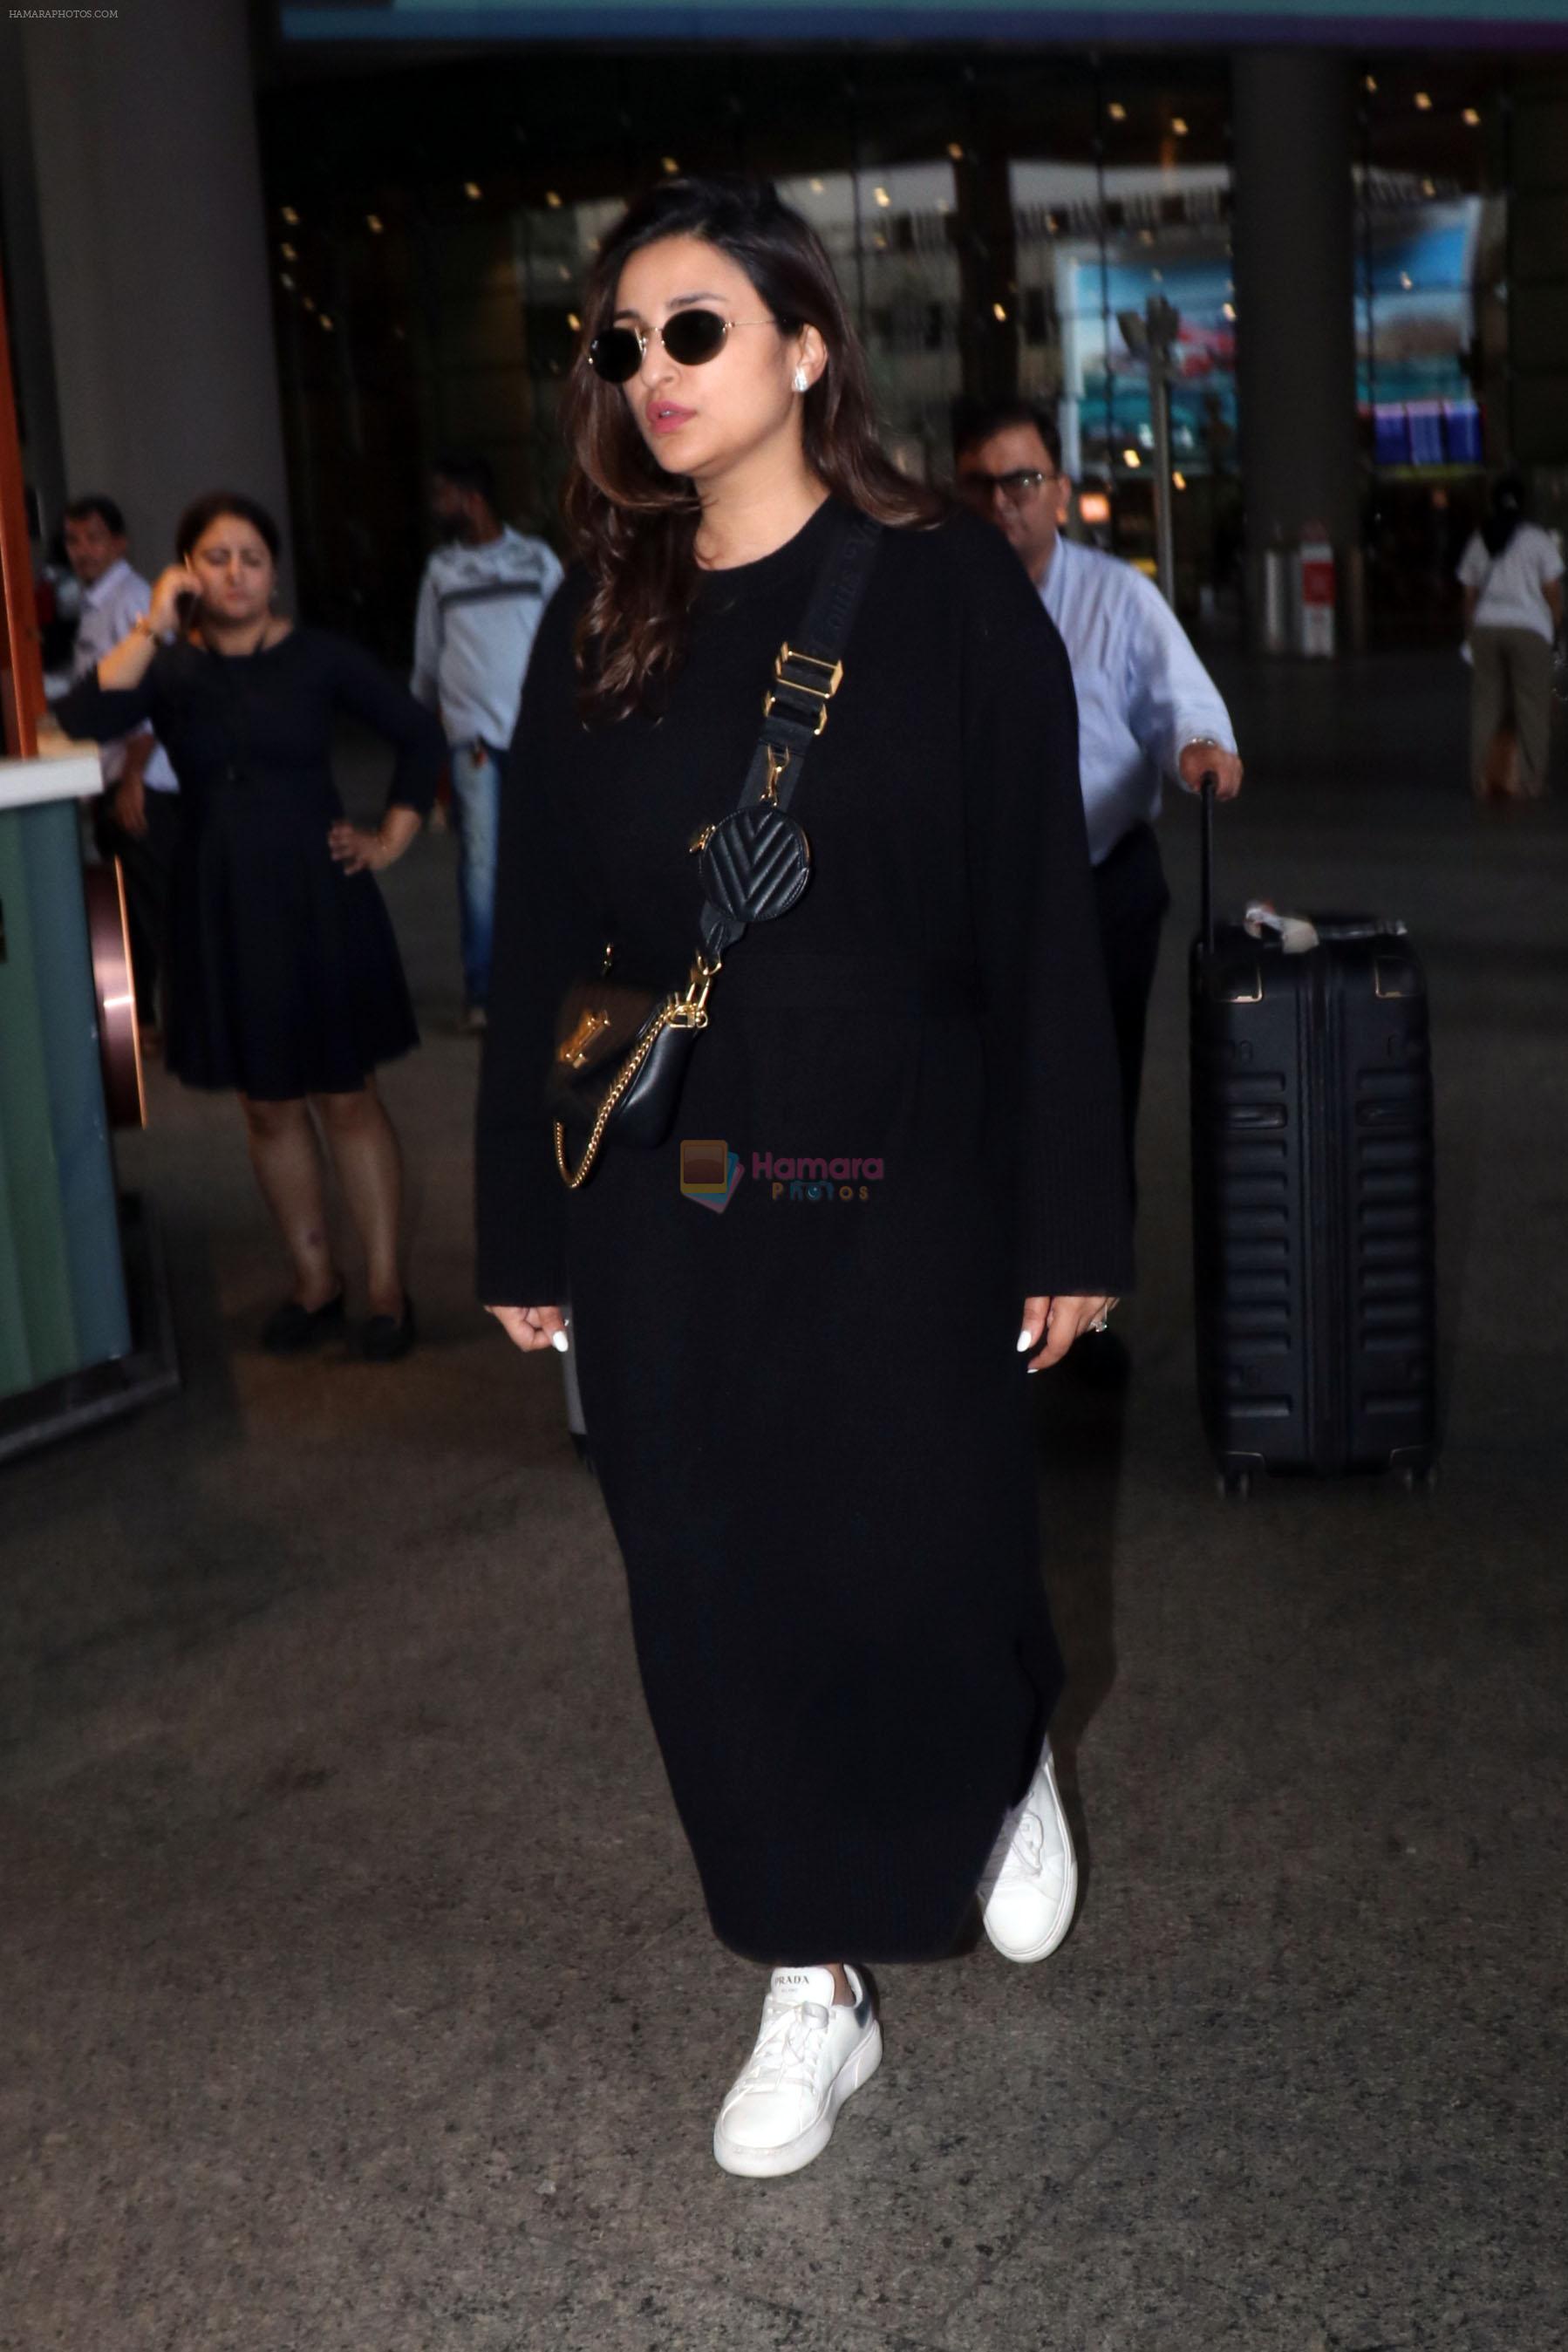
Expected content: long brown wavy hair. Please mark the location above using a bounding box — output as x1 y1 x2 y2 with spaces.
560 174 945 722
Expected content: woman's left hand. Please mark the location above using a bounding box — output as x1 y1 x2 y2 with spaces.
1018 1295 1115 1373
328 821 393 876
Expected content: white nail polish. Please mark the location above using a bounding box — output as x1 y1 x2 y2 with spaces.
1016 1329 1033 1352
551 1330 569 1353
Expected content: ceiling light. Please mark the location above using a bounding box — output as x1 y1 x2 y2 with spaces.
566 311 581 331
1415 92 1432 111
545 190 562 209
366 215 384 235
464 181 482 201
281 242 297 262
1108 101 1127 122
320 315 334 332
1173 471 1187 490
1079 490 1111 525
1171 117 1189 136
661 156 679 174
1222 301 1236 321
1122 448 1142 468
281 205 300 225
1462 107 1481 126
992 302 1008 322
280 273 295 290
1364 74 1378 93
946 141 965 160
1421 177 1436 196
874 185 891 208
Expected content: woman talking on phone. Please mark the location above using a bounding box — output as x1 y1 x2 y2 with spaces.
476 178 1132 2176
54 492 444 1360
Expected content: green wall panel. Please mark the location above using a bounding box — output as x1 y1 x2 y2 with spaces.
0 801 129 1405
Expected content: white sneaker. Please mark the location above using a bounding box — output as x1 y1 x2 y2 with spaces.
980 1742 1079 1963
712 1965 882 2178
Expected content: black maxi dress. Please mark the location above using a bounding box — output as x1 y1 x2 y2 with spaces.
476 499 1133 1965
55 630 445 1100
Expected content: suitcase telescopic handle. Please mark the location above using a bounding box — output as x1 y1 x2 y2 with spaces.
1199 770 1217 958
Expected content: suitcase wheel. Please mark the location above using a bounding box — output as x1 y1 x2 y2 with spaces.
1395 1461 1441 1496
1217 1468 1254 1500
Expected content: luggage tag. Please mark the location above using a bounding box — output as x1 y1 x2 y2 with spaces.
1244 901 1320 955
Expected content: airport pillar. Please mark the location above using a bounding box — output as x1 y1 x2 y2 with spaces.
18 0 290 587
1231 51 1361 652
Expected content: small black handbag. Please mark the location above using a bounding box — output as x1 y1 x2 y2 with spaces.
549 508 882 1189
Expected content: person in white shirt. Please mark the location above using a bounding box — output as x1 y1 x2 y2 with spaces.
1457 475 1564 801
410 456 563 1030
55 494 181 1038
955 402 1244 1183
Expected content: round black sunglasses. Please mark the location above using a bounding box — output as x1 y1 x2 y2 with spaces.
586 308 780 385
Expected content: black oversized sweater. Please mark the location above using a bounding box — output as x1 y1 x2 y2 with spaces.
475 496 1133 1310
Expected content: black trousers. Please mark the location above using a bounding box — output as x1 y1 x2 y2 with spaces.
1092 821 1172 1192
92 786 181 1027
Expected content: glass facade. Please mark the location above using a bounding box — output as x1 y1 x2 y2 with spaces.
256 48 1531 654
1354 65 1507 640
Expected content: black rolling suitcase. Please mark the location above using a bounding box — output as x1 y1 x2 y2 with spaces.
1190 782 1438 1496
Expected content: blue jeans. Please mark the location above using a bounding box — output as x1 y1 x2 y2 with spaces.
449 740 501 1008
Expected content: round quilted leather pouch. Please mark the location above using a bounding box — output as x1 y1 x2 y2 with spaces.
698 804 812 925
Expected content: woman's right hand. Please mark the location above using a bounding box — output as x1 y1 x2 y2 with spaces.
147 562 201 637
486 1305 569 1354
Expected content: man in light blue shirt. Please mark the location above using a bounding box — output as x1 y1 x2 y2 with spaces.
955 403 1244 1178
411 455 563 1032
54 494 181 1040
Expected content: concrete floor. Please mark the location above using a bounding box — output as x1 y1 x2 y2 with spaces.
3 648 1565 2352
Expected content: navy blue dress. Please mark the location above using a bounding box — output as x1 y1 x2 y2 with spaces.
56 627 444 1100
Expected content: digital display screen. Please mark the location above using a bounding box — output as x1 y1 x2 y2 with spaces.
280 0 1568 44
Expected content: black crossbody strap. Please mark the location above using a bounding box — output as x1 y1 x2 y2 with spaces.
698 508 882 964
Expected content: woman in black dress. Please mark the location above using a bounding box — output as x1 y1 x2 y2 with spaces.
476 180 1132 2176
55 493 444 1360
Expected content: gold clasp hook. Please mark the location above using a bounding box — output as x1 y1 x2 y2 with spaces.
677 951 722 1025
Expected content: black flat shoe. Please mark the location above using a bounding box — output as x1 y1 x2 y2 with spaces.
261 1290 346 1355
362 1295 417 1363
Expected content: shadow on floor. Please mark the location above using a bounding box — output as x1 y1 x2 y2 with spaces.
1032 1338 1131 1898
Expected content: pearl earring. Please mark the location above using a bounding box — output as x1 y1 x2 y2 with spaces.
793 365 810 394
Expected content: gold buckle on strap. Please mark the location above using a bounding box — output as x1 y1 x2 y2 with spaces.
762 641 844 737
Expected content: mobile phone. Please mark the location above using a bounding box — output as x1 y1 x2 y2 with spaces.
175 553 199 627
